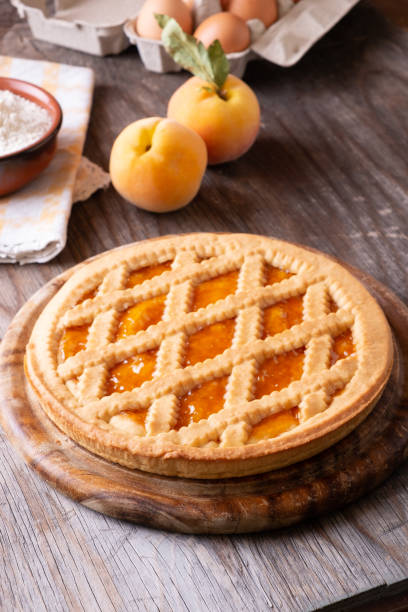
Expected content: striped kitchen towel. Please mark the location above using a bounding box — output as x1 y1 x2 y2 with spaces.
0 55 94 264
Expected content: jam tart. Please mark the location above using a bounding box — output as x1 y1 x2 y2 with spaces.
25 234 393 478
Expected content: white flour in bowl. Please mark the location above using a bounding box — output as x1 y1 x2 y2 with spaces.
0 89 53 156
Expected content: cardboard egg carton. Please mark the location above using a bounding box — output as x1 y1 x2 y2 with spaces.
11 0 359 72
125 0 360 77
10 0 144 56
124 0 266 77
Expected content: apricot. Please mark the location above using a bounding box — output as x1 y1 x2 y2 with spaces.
109 117 207 212
167 74 260 164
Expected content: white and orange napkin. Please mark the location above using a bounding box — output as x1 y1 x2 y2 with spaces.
0 56 108 264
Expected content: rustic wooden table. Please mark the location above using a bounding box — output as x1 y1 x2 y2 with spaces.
1 1 408 610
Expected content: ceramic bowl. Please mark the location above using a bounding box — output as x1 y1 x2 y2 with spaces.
0 77 62 197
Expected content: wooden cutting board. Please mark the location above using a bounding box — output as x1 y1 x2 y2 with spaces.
1 256 408 535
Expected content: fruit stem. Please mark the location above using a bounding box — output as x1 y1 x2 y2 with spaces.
216 88 227 101
203 85 227 100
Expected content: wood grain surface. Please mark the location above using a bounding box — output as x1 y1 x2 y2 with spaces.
1 0 408 610
1 257 407 535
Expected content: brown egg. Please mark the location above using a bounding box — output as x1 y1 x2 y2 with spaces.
194 12 250 54
136 0 193 40
182 0 195 8
227 0 278 28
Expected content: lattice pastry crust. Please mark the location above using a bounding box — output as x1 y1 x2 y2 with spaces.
25 234 393 478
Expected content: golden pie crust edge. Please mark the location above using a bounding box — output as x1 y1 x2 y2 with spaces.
24 233 394 479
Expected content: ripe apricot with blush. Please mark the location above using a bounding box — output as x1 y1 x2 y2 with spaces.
109 117 207 212
167 74 260 165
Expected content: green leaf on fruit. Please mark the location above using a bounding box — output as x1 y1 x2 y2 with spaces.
207 40 229 90
155 14 229 92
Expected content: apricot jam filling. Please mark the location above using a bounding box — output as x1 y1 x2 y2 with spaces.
59 325 90 362
117 409 148 430
264 265 293 286
184 318 236 367
59 264 171 363
175 376 229 430
262 295 303 338
59 263 345 442
328 297 339 313
106 350 157 395
77 289 97 305
107 289 166 395
59 287 98 361
116 294 166 340
126 261 172 288
254 348 305 399
192 270 238 311
330 330 355 366
249 408 299 443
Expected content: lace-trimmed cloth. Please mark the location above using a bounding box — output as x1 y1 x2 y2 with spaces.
0 55 108 264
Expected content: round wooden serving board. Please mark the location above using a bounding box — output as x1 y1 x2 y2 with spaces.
1 253 408 535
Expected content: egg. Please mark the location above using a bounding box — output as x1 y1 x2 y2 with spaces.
227 0 278 28
194 12 250 54
136 0 193 40
182 0 195 9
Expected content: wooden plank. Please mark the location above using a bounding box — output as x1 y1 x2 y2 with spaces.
1 1 408 610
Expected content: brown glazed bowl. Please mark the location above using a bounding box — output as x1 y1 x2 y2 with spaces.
0 77 62 197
